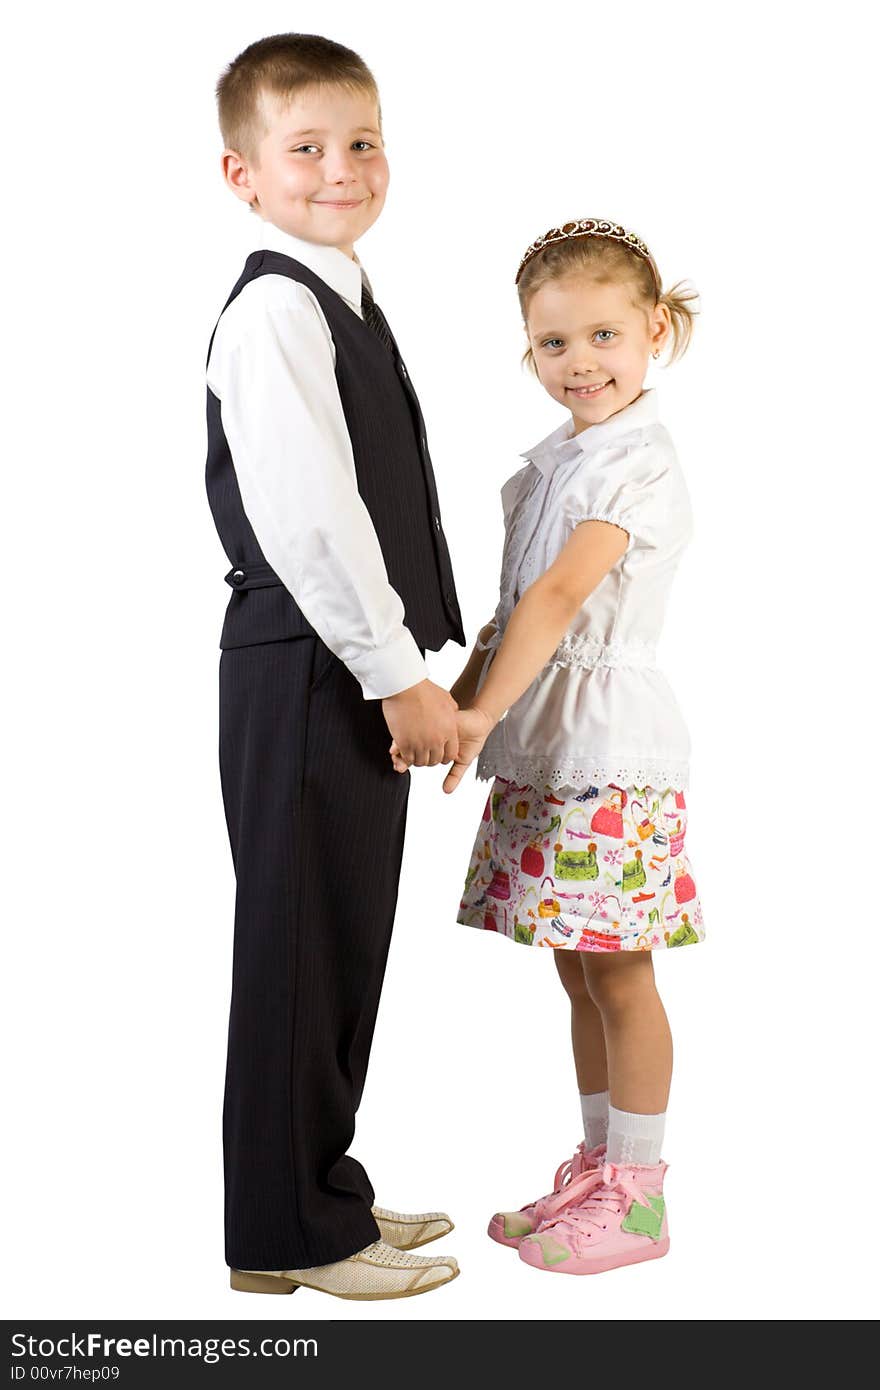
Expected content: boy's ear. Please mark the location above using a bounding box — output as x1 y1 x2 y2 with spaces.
221 149 256 206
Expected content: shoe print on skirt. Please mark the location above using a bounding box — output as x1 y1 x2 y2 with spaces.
456 777 705 952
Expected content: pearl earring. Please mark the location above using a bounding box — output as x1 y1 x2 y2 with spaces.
652 350 660 359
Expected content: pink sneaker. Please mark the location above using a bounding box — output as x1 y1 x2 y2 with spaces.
487 1143 607 1248
518 1159 669 1275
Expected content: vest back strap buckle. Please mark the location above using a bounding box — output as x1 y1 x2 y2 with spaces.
224 562 284 591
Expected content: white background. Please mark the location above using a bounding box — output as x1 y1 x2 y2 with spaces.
4 0 877 1323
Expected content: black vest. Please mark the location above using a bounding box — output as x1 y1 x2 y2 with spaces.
205 250 466 655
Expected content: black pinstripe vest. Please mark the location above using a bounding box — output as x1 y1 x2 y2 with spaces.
205 250 465 655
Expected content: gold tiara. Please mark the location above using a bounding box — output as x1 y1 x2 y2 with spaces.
515 218 660 297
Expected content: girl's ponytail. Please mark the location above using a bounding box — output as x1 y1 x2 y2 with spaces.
656 278 701 365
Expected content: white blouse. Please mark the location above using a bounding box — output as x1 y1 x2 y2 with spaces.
474 389 694 792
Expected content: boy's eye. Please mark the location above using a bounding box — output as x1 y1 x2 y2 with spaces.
291 142 376 154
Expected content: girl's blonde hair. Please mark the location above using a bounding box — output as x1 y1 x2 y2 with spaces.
516 234 699 373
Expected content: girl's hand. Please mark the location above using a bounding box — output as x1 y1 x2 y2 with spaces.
442 706 496 795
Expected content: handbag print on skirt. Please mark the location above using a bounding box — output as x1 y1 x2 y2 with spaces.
456 777 705 952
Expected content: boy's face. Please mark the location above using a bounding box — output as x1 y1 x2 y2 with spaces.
526 275 671 431
225 85 389 258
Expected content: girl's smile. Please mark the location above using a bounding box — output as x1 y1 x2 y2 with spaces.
567 380 613 399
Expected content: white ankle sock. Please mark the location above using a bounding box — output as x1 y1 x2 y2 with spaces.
579 1090 609 1150
606 1103 666 1166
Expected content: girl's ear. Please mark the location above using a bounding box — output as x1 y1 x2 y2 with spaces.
651 301 673 354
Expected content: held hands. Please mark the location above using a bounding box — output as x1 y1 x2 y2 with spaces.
382 679 459 770
390 703 496 794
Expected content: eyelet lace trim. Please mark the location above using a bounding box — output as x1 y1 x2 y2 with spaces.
548 632 657 670
476 627 658 671
476 749 689 792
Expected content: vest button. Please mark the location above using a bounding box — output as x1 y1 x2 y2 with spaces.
420 434 427 451
232 569 246 586
434 516 441 531
445 590 457 606
399 363 408 378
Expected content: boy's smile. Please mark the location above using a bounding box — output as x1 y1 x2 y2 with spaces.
223 86 389 258
526 276 671 432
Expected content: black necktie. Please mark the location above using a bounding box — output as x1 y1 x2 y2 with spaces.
360 279 397 355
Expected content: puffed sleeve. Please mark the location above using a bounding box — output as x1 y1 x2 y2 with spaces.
560 435 688 550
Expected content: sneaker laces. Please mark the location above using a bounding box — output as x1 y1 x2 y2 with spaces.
538 1161 656 1237
531 1142 604 1221
553 1142 589 1191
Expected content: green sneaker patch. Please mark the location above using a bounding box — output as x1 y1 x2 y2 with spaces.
621 1194 665 1240
531 1233 570 1267
503 1213 534 1239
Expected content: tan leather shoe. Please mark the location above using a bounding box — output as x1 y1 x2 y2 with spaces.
372 1205 454 1250
230 1240 459 1300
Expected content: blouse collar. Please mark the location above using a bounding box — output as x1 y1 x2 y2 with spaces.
521 388 660 477
252 217 370 313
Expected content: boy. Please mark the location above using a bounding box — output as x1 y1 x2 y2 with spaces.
205 34 466 1300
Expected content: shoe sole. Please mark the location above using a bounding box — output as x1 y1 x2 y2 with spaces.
231 1267 459 1300
519 1235 670 1275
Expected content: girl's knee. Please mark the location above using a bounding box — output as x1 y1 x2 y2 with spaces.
583 953 656 1015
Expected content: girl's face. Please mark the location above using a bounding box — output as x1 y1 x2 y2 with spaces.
526 274 671 432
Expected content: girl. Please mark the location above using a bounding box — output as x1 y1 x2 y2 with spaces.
392 217 703 1277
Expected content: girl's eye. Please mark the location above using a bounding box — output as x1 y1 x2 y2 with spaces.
595 330 616 342
541 338 564 349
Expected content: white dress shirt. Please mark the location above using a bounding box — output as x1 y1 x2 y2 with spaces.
475 389 695 791
206 218 428 701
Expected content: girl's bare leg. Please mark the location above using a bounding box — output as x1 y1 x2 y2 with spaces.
554 950 608 1094
580 952 672 1114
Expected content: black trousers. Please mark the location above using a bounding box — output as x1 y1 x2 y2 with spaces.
218 635 412 1270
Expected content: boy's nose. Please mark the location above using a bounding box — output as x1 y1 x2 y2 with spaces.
322 153 360 183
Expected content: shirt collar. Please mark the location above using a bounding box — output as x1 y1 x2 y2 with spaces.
252 218 369 314
520 388 660 477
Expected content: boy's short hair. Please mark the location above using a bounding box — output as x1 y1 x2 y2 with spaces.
216 32 381 194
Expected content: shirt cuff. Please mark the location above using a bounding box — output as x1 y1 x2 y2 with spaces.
346 630 428 700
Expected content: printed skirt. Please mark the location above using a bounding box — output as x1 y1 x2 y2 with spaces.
456 777 705 952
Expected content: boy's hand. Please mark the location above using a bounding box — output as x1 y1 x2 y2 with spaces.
382 680 459 770
441 707 496 795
